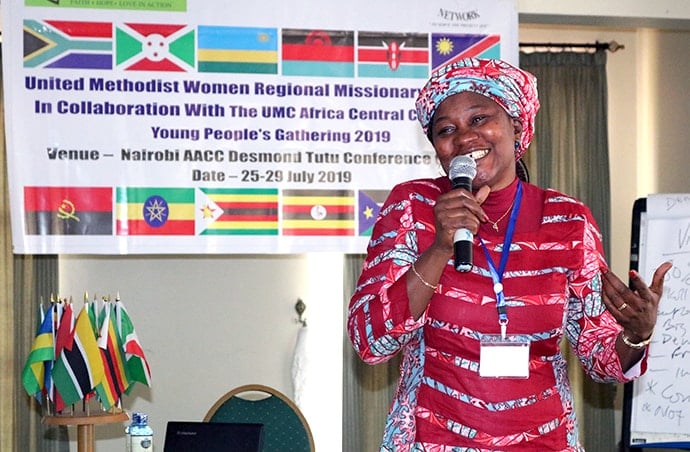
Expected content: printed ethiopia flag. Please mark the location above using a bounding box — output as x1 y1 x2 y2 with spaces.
198 26 278 74
282 29 354 78
281 189 355 236
357 31 429 79
116 187 195 235
24 186 113 235
196 188 279 235
115 23 195 71
23 19 113 69
357 189 389 236
431 33 500 71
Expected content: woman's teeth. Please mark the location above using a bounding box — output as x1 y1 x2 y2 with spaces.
467 149 489 160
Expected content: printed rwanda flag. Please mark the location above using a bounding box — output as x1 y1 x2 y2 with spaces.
282 29 354 77
357 32 429 79
431 33 500 71
358 189 390 236
24 186 113 235
21 306 55 402
24 19 112 69
116 187 195 235
116 23 195 71
282 189 355 236
197 188 279 235
198 26 278 74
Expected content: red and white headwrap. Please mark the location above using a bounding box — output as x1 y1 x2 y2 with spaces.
415 58 540 160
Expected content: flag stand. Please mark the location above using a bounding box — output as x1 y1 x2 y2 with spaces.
43 411 128 452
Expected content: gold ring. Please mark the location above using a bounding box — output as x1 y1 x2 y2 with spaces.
618 302 628 311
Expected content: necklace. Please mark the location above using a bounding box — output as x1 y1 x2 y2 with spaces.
487 199 516 232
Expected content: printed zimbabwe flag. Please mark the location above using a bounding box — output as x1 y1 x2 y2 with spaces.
282 29 354 77
24 186 113 235
115 23 195 71
282 189 355 236
197 188 279 235
431 33 500 71
116 187 195 235
357 31 429 79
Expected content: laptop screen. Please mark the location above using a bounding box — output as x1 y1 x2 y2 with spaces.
163 421 264 452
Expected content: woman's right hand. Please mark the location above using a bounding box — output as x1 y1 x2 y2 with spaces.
432 184 491 253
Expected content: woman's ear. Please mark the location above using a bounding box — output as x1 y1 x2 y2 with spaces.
512 118 524 140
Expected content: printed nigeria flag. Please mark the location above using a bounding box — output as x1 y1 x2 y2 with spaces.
23 19 113 69
197 188 279 235
431 33 500 71
282 189 355 236
282 29 354 77
198 26 278 74
115 23 195 71
116 187 195 235
357 31 429 79
358 189 389 236
24 186 113 235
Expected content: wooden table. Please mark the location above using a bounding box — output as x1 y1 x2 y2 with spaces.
43 411 129 452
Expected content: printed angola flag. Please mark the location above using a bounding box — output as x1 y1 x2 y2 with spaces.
358 189 390 236
24 186 113 235
23 19 113 69
114 301 152 389
95 302 130 410
21 306 55 402
197 188 279 235
282 189 355 236
357 31 429 79
116 23 195 71
282 29 354 77
116 187 195 235
431 33 501 72
198 26 278 74
52 303 106 407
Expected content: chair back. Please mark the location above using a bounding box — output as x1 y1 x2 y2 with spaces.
204 384 314 452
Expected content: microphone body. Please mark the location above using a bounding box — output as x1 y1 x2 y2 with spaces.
448 156 477 272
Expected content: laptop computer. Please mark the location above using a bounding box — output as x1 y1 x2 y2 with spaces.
163 421 264 452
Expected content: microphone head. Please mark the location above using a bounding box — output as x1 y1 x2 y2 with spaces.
449 155 477 180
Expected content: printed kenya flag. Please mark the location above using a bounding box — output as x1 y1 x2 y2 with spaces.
282 189 355 236
198 26 278 74
116 187 195 235
23 19 113 69
357 31 429 79
24 186 113 235
282 29 354 77
115 23 195 71
431 33 500 71
197 188 279 235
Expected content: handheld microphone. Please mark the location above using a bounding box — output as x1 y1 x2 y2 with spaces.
448 155 477 272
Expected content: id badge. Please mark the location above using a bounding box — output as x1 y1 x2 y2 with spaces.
479 334 530 378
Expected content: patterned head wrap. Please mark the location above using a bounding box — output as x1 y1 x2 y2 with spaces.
415 58 539 159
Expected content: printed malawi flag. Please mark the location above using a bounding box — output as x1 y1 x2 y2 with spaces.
115 23 195 71
116 187 195 235
24 186 113 235
358 190 390 236
21 306 55 402
197 188 279 235
198 26 278 74
431 33 501 72
282 29 354 77
23 19 113 69
282 189 355 236
357 32 429 79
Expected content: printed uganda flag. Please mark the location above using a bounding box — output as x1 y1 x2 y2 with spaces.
431 33 500 71
116 23 195 71
357 32 429 79
282 29 354 77
24 186 113 235
21 306 55 402
282 189 355 236
116 187 195 235
198 26 278 74
357 189 389 236
23 19 113 69
197 188 279 235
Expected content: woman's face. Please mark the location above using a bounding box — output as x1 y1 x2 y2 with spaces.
429 91 523 191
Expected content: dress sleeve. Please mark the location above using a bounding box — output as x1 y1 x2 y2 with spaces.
347 180 439 364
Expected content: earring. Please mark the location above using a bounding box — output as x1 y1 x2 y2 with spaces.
514 141 520 150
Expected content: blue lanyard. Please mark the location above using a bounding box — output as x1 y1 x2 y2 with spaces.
479 181 523 338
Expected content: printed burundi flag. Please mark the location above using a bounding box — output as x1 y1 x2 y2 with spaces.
431 33 501 71
357 32 429 79
95 303 130 410
21 306 55 402
198 26 278 74
282 29 354 77
24 186 113 235
197 188 279 235
282 189 355 236
115 301 152 389
23 19 113 69
116 187 195 235
358 190 390 236
116 23 195 71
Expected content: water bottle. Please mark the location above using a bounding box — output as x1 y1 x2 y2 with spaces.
128 412 154 451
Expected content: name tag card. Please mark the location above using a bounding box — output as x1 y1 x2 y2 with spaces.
479 334 530 378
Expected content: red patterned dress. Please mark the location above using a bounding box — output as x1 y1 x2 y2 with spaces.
347 176 645 451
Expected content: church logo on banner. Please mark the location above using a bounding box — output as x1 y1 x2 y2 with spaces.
197 26 278 74
116 187 195 235
196 188 279 235
282 29 355 78
357 31 429 79
282 189 355 236
431 33 500 71
115 23 195 71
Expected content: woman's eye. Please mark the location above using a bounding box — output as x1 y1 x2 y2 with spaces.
471 115 487 124
437 125 454 136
